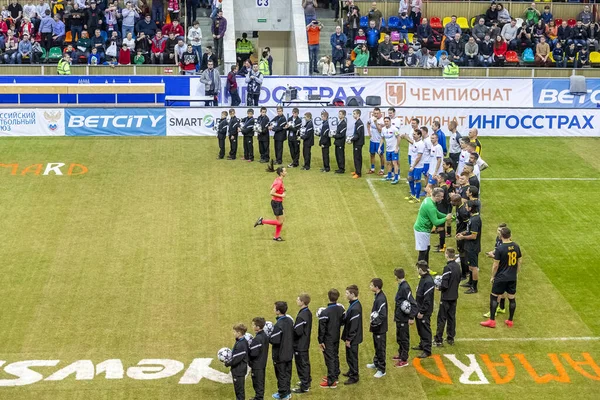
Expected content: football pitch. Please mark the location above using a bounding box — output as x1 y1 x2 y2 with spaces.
0 136 599 400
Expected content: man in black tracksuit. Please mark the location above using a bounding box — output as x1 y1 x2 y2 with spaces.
341 284 362 385
225 324 250 400
256 107 271 163
350 109 365 178
270 301 294 399
334 110 347 174
319 111 331 172
451 193 470 280
368 278 388 377
286 108 302 168
318 289 345 388
249 317 269 400
227 109 240 160
216 111 228 159
434 248 461 347
414 261 435 358
301 113 315 171
270 107 287 165
292 294 313 394
393 268 417 367
240 108 256 162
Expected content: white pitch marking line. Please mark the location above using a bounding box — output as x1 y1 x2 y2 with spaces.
366 178 399 235
484 178 600 181
456 336 600 342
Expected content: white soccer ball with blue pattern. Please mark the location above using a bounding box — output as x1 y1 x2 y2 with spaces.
217 347 232 363
400 300 411 315
244 332 254 345
434 275 443 289
253 123 262 133
264 321 274 337
314 127 321 136
329 129 336 138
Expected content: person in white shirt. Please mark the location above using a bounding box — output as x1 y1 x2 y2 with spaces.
406 129 425 203
367 107 385 175
379 116 401 184
188 20 203 60
469 150 488 181
427 132 444 190
447 120 462 168
420 125 432 178
456 137 471 176
318 55 336 76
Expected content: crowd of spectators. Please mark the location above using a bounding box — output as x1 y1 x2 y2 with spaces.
0 0 227 70
318 0 598 72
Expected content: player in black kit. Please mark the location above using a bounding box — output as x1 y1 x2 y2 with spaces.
318 289 345 389
319 111 331 172
350 109 365 178
334 110 347 174
341 284 363 385
270 107 287 165
225 323 249 400
366 278 388 378
249 317 269 400
458 200 482 294
393 268 417 368
292 293 313 394
482 227 522 329
300 112 314 171
414 261 435 358
240 108 256 162
286 108 302 168
270 301 294 399
216 110 229 159
256 107 271 163
434 248 461 347
227 109 240 160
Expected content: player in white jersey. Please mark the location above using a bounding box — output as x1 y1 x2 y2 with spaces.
427 132 444 190
405 129 425 203
367 107 385 175
421 126 433 178
456 137 471 176
379 116 401 184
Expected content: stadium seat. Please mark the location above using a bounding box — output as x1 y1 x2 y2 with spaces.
377 32 386 44
380 17 386 29
442 16 452 27
388 16 400 29
567 19 576 27
430 17 442 29
100 30 108 41
470 17 476 28
47 46 62 62
457 17 470 30
408 32 414 43
435 50 448 62
505 51 519 65
359 16 368 28
549 52 555 63
555 18 563 26
65 31 72 43
590 51 600 66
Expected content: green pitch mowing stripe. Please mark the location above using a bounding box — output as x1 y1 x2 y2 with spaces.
0 137 598 400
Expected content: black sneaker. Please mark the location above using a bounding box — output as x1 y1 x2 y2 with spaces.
460 282 472 288
334 170 345 174
301 167 307 170
460 275 468 281
416 352 431 359
254 217 263 228
342 371 350 377
446 340 455 346
292 388 309 394
433 342 444 347
343 378 358 385
464 288 478 294
273 237 284 242
411 345 423 351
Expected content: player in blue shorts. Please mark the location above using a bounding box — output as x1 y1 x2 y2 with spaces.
405 129 425 203
367 107 385 175
379 116 400 184
427 132 444 191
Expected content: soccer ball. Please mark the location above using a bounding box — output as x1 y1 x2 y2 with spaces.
217 347 232 363
244 332 254 345
317 307 326 317
329 129 336 138
400 300 411 315
315 127 321 136
370 311 379 323
345 138 352 144
434 275 443 289
264 321 274 337
253 123 262 133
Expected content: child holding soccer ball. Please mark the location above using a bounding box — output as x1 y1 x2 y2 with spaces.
249 317 269 400
225 323 249 400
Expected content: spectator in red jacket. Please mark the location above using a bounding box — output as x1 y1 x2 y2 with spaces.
118 43 131 64
180 44 198 74
151 30 166 64
493 35 507 66
161 19 184 40
227 64 241 106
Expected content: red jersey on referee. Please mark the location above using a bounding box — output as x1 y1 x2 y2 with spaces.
272 177 284 202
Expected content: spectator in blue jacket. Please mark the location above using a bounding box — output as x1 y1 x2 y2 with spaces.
17 33 32 64
444 15 461 41
366 19 380 65
39 9 54 51
52 14 65 48
330 25 347 69
399 11 410 44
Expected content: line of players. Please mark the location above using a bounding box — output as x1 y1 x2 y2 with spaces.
220 230 521 400
214 107 488 190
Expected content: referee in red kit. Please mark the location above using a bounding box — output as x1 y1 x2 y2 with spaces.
254 161 287 241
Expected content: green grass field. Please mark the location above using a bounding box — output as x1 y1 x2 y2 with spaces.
0 137 599 400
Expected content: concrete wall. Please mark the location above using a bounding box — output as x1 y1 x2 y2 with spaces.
258 32 290 75
233 0 292 31
291 0 309 76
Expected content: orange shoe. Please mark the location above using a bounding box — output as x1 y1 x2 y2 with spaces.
505 320 514 328
480 319 496 328
353 174 361 179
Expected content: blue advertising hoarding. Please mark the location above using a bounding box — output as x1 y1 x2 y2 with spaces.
65 108 166 136
533 78 600 109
